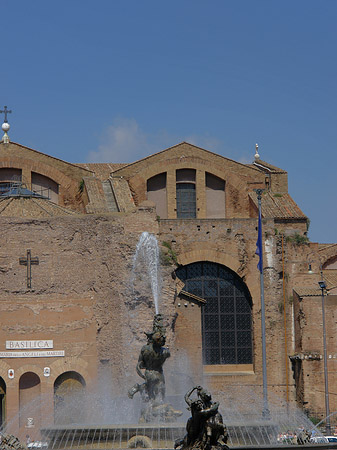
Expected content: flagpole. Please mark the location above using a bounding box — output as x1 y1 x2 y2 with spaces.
255 188 270 419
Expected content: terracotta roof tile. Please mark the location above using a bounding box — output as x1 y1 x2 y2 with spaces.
249 191 307 220
294 287 321 297
294 270 337 297
322 270 337 290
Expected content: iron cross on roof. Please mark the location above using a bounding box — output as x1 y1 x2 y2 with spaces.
0 106 12 123
19 249 39 289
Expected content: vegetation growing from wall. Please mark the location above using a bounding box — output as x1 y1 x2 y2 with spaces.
286 233 309 245
79 179 85 193
160 241 178 266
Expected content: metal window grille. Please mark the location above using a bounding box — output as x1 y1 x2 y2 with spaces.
176 262 253 365
176 183 196 218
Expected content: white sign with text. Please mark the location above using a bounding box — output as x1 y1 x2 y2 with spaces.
6 340 54 350
0 350 64 358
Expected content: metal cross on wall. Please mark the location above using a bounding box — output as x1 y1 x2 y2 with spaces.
19 249 39 289
0 106 12 123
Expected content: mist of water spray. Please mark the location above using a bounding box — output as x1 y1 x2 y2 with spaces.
132 232 161 314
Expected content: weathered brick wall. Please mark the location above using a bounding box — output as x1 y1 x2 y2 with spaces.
159 218 299 403
293 292 337 418
114 143 266 218
0 202 332 429
0 208 179 431
0 142 92 211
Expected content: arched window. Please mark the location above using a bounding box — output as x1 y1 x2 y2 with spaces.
147 173 167 219
54 371 86 425
31 172 59 204
206 173 225 218
0 168 22 194
176 262 253 365
176 169 196 218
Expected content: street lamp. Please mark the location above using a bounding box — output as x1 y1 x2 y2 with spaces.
254 188 269 419
318 271 331 435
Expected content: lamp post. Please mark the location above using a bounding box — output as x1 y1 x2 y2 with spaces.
255 188 269 419
318 269 331 435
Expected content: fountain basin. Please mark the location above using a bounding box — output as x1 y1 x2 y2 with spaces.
41 423 186 449
40 422 337 449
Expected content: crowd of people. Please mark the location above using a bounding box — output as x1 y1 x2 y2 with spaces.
277 426 337 445
277 428 311 445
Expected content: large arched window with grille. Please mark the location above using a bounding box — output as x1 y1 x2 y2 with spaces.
176 262 253 365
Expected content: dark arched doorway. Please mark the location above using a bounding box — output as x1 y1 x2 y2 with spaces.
19 372 41 429
176 261 253 365
54 371 86 425
0 377 6 428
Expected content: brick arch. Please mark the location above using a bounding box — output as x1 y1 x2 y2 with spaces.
178 248 240 274
133 159 251 214
15 364 42 379
0 360 12 382
139 159 247 189
0 158 78 187
319 245 337 269
43 357 90 387
323 255 337 268
176 247 257 298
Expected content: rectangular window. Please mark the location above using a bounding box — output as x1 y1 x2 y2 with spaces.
176 184 196 218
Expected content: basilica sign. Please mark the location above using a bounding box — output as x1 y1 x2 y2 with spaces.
1 340 64 358
0 350 64 358
6 340 53 349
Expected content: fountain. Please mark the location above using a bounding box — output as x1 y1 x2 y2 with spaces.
131 231 161 315
3 232 334 449
174 385 228 450
127 313 182 424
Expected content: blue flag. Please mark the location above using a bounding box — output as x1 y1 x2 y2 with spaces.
255 208 263 273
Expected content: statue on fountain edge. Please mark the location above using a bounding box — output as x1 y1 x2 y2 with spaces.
175 386 229 450
128 314 183 423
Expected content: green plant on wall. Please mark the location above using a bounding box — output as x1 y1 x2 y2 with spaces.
286 233 309 245
79 179 85 193
161 241 178 266
306 218 311 231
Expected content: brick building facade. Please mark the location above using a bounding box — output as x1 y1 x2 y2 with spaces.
0 137 335 439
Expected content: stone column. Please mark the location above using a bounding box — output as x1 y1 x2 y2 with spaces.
6 379 19 436
167 169 176 219
196 170 206 218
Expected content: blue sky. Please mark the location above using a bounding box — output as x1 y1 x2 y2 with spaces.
1 1 336 243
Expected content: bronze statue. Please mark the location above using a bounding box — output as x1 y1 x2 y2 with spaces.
128 314 170 402
175 386 228 450
128 314 182 422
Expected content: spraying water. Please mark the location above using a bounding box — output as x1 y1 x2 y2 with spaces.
132 232 161 314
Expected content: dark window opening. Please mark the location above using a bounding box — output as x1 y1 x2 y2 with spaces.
176 183 196 218
176 169 196 219
176 261 253 365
